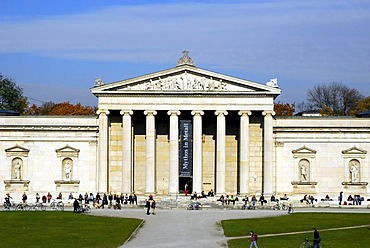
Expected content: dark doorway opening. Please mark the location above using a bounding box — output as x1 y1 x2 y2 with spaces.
179 177 192 195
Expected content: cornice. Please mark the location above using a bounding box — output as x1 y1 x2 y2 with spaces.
0 126 99 131
95 93 275 98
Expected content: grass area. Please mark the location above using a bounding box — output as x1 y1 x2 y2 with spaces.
0 211 142 248
222 213 370 248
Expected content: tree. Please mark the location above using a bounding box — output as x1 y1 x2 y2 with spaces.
0 74 28 114
48 102 97 115
25 101 96 115
274 101 295 116
307 82 364 116
349 96 370 116
25 101 56 115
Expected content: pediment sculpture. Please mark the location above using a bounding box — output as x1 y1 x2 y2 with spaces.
125 72 229 92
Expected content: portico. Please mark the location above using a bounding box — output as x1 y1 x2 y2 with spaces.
91 52 281 196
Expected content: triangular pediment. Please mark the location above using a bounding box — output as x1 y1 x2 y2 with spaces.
342 146 367 155
5 144 30 157
91 65 281 97
5 145 30 153
55 145 80 157
292 146 317 154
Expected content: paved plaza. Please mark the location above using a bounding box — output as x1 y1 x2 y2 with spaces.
92 208 284 247
90 207 370 248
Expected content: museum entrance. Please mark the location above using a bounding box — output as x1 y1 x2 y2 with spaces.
179 118 193 195
179 177 192 195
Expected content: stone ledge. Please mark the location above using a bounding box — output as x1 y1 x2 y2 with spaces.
4 180 30 191
54 180 80 185
291 181 318 186
341 182 368 186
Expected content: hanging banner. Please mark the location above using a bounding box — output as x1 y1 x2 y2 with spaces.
179 120 193 177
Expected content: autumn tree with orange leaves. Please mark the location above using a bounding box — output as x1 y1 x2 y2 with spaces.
25 101 97 115
274 101 295 116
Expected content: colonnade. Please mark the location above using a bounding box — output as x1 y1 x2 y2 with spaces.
97 109 275 196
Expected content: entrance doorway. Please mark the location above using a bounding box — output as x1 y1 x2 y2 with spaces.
179 177 192 195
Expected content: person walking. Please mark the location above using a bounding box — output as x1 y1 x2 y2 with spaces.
313 227 321 248
145 198 151 215
339 191 343 205
151 200 156 215
249 230 258 248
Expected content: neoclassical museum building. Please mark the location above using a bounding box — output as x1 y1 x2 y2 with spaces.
1 52 369 199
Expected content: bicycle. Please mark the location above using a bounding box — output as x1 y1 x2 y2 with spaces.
50 199 64 211
287 204 294 214
241 202 256 210
16 202 31 211
272 201 288 211
187 201 202 210
299 237 324 248
2 201 16 211
30 202 46 211
76 203 91 213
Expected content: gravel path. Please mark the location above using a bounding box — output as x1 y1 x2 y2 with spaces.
90 207 370 248
91 208 286 248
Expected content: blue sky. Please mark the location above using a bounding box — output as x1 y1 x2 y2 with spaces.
1 0 369 107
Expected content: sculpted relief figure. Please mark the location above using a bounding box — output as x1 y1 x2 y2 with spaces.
64 161 72 180
14 161 22 180
300 164 307 181
350 161 359 182
94 77 105 87
299 159 309 182
127 74 229 91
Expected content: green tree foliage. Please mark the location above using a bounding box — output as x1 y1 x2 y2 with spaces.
0 74 28 114
307 82 364 116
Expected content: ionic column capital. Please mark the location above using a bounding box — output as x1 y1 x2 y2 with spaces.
167 110 181 116
238 110 252 116
96 109 110 116
120 110 133 116
191 110 204 116
262 110 276 117
214 110 228 116
144 110 157 116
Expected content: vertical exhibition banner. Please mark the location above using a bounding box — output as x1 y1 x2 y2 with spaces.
179 120 193 177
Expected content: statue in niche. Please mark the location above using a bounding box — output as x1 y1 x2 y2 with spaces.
14 160 22 180
64 160 72 180
299 159 309 182
350 160 359 182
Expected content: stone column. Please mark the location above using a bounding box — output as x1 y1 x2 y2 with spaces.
215 110 228 195
168 110 181 195
97 109 109 193
120 110 133 194
144 110 157 194
239 110 252 195
262 110 275 195
191 110 204 194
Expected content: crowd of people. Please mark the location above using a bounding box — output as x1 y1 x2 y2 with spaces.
4 190 369 213
3 191 139 210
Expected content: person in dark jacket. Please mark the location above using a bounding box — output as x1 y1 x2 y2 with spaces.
313 228 321 248
73 198 80 213
249 230 258 248
145 199 151 215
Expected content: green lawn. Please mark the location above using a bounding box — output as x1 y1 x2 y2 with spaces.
222 213 370 248
0 211 142 248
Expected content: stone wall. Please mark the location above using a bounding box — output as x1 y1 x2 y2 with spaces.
274 117 370 199
0 116 98 197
